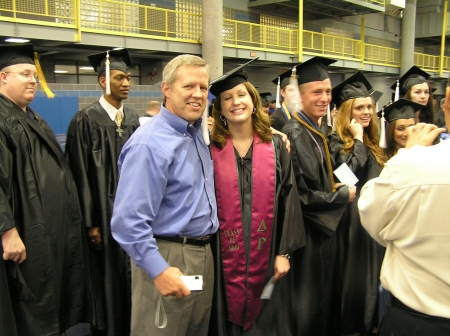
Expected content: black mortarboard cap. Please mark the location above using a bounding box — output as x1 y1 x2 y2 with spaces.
331 71 372 108
370 89 383 103
209 58 258 97
377 98 423 123
296 56 336 85
0 43 34 70
87 48 133 77
271 65 301 89
259 92 272 104
271 57 336 89
390 66 430 95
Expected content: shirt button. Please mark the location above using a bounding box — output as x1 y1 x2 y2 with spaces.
205 178 208 181
183 134 186 137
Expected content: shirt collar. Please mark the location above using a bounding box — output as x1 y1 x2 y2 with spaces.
298 111 320 131
99 95 124 121
159 104 201 137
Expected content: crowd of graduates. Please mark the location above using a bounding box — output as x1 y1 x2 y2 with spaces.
0 42 448 336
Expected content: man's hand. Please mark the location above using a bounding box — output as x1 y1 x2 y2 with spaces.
270 127 290 152
348 185 357 202
273 255 290 283
349 118 364 142
2 228 26 263
88 227 102 250
405 123 445 148
154 267 191 298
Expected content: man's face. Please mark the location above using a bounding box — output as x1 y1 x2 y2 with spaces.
299 78 332 123
162 65 209 123
100 69 131 102
1 64 37 110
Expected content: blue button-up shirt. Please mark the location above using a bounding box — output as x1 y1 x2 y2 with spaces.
111 105 218 279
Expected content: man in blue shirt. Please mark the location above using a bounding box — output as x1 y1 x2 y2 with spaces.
111 54 218 336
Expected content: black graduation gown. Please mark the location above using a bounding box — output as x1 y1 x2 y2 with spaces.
270 108 288 132
328 134 384 334
282 117 349 336
65 101 140 335
209 135 306 336
0 94 93 336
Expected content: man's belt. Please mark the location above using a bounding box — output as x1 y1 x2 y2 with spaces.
154 235 212 246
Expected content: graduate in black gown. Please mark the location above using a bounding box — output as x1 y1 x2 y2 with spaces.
328 71 387 334
269 69 300 131
282 56 357 336
208 59 305 336
65 49 140 335
0 44 94 336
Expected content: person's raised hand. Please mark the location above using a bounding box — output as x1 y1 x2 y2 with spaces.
349 118 364 142
405 123 445 148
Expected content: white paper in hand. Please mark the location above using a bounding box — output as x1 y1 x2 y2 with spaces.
333 163 358 187
260 276 276 299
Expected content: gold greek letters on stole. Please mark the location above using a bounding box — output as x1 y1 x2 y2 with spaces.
257 220 267 250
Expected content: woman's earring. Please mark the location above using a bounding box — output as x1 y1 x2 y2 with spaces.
219 114 227 126
253 107 256 114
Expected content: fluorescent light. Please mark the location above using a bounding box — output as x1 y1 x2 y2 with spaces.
5 38 30 43
54 70 68 73
79 66 94 70
112 47 124 51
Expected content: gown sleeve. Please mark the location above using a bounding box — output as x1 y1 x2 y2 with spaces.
273 135 306 255
328 133 368 173
0 119 16 234
65 112 96 228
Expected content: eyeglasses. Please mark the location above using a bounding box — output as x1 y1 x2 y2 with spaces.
3 71 39 82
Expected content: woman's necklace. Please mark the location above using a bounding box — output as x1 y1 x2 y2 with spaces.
232 138 254 164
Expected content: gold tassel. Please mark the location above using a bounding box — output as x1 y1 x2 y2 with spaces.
34 52 55 99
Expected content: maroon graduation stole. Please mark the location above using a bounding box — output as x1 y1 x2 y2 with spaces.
211 133 275 330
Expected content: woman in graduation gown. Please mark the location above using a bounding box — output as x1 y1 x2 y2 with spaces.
383 99 424 159
328 71 387 334
208 60 305 336
391 65 434 124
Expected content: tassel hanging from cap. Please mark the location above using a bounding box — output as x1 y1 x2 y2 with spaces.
33 52 55 99
275 77 281 108
394 79 400 102
105 51 111 95
202 102 210 145
332 104 337 132
379 109 387 149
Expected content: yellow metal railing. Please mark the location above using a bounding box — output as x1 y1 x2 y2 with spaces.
78 0 202 42
0 0 76 27
0 0 449 74
303 30 362 60
415 53 441 72
223 19 297 53
364 43 400 67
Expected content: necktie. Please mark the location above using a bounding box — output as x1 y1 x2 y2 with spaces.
115 111 124 137
115 110 123 127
